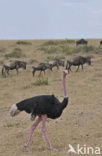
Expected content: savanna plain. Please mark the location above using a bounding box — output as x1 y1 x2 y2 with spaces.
0 39 102 156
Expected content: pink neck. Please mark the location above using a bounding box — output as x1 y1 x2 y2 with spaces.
63 73 68 98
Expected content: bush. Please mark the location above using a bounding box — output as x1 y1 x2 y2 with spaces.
41 40 99 55
0 48 5 53
0 60 3 65
5 48 25 58
65 39 75 44
63 47 79 55
16 40 32 45
47 55 65 61
33 77 48 86
82 46 96 52
43 40 58 46
29 59 38 64
43 40 75 46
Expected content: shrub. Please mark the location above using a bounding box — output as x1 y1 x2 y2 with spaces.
47 55 65 61
47 47 58 53
63 47 79 55
43 40 75 46
65 39 75 44
5 48 25 58
43 40 58 46
29 59 38 64
33 77 48 86
0 60 3 65
82 46 96 52
0 48 5 53
16 40 32 45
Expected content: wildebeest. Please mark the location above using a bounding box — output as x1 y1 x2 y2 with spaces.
100 40 102 46
32 63 52 76
48 59 64 70
2 60 27 77
66 56 91 73
76 39 88 46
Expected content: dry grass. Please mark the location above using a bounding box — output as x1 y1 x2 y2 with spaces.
0 39 102 156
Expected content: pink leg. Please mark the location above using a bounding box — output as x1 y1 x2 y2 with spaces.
24 116 41 150
41 115 54 150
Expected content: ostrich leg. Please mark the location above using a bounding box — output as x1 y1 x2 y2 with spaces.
41 115 54 150
24 117 41 150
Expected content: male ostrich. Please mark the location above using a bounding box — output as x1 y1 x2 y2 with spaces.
10 70 68 151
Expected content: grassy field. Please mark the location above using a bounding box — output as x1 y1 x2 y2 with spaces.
0 39 102 156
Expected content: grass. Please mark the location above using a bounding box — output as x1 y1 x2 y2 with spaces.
41 40 100 55
4 122 20 128
29 59 38 64
47 55 65 61
40 39 76 54
33 77 48 86
63 45 102 55
5 48 25 58
0 39 102 156
0 48 6 53
16 40 32 45
0 60 3 65
42 39 75 46
40 39 102 56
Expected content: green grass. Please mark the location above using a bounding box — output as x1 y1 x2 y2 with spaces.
33 77 48 86
4 122 20 128
47 55 65 61
40 39 102 55
42 39 75 46
0 60 3 65
16 40 32 45
5 48 25 58
29 59 38 64
0 48 5 53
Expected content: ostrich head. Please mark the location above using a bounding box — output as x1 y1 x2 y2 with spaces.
10 104 20 117
63 69 68 76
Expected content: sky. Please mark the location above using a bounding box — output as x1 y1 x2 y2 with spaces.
0 0 102 40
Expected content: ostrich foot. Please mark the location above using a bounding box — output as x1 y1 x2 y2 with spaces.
50 147 58 151
24 144 29 152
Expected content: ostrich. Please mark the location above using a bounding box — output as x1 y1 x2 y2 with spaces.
10 70 68 151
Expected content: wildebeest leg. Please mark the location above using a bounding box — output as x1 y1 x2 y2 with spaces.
51 67 53 71
32 69 36 76
69 67 72 73
2 67 6 77
81 65 83 70
39 70 42 76
6 69 9 75
43 70 45 75
55 63 59 69
76 65 80 72
16 68 19 75
68 65 72 73
67 67 71 73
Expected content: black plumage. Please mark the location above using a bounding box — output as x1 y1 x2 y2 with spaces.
16 95 68 119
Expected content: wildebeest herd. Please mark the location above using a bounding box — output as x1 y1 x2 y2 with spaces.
2 38 102 78
1 56 91 78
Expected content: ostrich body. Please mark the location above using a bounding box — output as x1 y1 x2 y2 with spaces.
10 70 68 151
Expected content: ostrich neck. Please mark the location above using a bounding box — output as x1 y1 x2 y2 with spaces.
63 74 68 98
